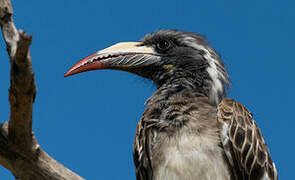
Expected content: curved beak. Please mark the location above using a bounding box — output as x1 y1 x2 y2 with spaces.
64 42 160 77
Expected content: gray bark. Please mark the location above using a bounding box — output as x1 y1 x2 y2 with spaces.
0 1 84 179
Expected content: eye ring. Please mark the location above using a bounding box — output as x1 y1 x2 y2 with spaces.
156 40 171 51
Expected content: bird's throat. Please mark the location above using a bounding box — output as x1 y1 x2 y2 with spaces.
143 81 208 131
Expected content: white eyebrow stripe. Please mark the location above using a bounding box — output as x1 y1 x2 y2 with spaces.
183 37 228 104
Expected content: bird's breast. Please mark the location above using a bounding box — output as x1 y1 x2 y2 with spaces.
144 91 231 180
152 131 231 180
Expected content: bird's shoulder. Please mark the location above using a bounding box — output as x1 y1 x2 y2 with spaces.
217 98 278 180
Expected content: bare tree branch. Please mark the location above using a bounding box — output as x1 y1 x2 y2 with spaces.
0 0 84 179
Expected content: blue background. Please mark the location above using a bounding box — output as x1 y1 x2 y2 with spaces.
0 0 293 179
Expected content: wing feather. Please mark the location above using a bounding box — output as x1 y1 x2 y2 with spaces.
133 119 153 180
218 98 278 180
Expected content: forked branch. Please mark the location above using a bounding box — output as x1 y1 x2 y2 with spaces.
0 1 84 179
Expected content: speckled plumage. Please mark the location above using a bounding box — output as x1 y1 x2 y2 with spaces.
134 87 277 180
132 30 277 180
134 86 231 180
65 30 278 180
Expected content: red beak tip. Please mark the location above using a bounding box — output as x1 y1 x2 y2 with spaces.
64 70 73 77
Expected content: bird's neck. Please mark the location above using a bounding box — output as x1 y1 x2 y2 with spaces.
152 76 221 107
146 78 207 110
144 79 213 131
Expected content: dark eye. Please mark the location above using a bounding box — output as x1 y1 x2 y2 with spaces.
157 40 171 51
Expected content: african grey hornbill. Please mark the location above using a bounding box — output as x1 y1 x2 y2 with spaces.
64 30 278 180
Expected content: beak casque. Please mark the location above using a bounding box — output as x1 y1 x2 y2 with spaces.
64 42 159 77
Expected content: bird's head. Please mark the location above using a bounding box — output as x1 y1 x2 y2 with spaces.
65 30 230 105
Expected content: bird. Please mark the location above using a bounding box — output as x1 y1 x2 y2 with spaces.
64 30 278 180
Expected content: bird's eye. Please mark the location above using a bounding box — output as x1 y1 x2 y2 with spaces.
157 40 171 51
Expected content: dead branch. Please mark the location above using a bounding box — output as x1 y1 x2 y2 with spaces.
0 0 84 179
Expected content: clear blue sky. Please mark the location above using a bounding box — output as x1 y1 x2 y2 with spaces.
0 0 294 179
